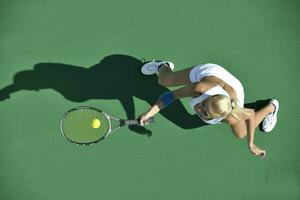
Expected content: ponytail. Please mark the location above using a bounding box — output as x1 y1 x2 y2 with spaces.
230 98 250 120
206 95 250 120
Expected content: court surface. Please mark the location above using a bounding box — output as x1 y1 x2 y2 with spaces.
1 0 299 199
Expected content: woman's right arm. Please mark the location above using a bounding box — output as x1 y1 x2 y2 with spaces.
139 84 198 125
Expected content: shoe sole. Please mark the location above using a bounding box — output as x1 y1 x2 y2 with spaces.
262 99 279 132
141 61 174 75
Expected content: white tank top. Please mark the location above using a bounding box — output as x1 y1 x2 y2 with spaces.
189 63 244 107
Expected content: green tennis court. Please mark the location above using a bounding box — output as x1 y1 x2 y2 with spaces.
1 0 299 199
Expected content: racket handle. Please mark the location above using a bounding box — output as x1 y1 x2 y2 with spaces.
122 117 155 126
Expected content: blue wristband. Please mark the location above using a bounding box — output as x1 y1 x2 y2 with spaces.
158 91 175 107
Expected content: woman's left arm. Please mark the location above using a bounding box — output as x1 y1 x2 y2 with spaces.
244 109 266 157
224 109 266 157
245 109 256 146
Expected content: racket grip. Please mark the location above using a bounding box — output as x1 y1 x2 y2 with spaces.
123 117 155 126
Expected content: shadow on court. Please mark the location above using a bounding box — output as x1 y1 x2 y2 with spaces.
0 54 208 136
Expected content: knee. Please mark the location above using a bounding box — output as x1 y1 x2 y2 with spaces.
234 132 247 139
231 121 247 139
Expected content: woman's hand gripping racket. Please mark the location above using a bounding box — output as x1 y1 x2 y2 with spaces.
60 106 154 145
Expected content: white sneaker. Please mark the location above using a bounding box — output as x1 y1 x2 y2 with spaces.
262 99 279 132
141 60 175 75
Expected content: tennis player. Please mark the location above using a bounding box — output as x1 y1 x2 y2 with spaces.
139 61 279 157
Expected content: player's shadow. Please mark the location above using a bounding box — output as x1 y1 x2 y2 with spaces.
0 54 207 136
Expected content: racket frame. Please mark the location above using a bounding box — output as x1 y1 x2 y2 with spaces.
60 106 115 145
60 106 154 146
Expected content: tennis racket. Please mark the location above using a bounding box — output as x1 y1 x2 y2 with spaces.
60 106 154 145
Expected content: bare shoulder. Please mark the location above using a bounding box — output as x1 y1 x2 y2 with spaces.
194 78 217 93
223 114 240 125
223 108 255 125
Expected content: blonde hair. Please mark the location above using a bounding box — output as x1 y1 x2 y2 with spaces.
206 95 249 120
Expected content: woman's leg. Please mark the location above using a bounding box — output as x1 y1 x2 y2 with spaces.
253 103 275 127
231 120 247 139
157 64 194 87
231 103 275 139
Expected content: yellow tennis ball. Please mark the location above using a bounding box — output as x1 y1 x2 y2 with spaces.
92 119 101 129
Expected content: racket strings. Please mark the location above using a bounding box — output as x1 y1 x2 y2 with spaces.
61 108 110 144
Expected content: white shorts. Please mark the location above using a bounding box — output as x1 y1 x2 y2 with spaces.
189 63 245 107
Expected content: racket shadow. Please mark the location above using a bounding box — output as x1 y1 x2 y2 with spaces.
0 54 207 136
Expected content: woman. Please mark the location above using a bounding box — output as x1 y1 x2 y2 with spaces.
139 61 279 157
